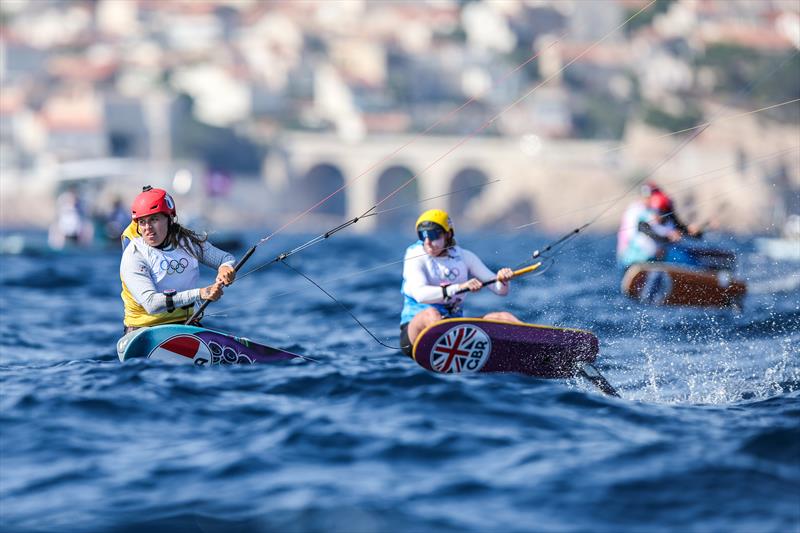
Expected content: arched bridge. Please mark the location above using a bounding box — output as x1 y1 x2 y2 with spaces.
263 132 624 232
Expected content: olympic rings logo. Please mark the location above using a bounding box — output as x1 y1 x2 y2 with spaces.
444 267 460 281
207 341 254 365
160 258 189 274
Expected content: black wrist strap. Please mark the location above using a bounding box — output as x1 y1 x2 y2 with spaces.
442 284 449 301
165 292 176 312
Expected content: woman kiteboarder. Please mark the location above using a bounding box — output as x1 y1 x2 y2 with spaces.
617 188 702 270
119 186 236 334
399 209 520 355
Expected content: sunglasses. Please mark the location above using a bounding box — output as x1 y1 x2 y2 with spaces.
418 227 444 242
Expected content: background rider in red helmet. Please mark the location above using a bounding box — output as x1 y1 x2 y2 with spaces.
119 186 236 334
617 186 702 269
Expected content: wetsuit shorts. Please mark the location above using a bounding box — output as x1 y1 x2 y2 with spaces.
399 322 412 357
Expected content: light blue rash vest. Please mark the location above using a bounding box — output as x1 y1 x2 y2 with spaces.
400 241 508 324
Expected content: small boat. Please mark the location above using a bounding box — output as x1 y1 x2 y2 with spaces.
755 237 800 261
754 215 800 262
117 324 305 365
621 262 746 308
411 318 619 396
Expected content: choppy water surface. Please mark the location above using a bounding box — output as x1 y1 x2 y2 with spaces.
1 231 798 533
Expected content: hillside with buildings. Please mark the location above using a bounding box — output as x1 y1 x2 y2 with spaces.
1 0 798 233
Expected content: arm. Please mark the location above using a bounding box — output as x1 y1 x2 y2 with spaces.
664 213 703 238
403 249 450 304
462 249 509 296
664 213 689 234
198 241 236 285
198 241 235 269
638 221 673 243
120 248 200 314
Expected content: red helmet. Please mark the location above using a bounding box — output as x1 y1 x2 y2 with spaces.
648 191 672 213
131 186 176 219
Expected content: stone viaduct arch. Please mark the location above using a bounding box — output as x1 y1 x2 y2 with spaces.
263 132 621 232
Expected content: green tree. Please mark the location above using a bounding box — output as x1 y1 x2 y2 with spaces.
624 0 677 37
696 44 800 123
642 101 704 133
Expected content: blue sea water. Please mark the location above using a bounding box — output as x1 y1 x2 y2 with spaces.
0 230 798 533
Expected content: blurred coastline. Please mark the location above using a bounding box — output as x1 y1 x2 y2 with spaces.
1 0 798 235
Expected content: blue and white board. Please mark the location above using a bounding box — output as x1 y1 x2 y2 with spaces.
117 325 304 366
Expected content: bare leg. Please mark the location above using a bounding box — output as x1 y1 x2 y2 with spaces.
482 311 521 323
408 307 443 345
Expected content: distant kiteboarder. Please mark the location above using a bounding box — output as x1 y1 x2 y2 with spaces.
617 183 702 270
617 184 744 308
103 197 131 241
48 187 94 249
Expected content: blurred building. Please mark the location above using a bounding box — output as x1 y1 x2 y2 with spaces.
0 0 797 233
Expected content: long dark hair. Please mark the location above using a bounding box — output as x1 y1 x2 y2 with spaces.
163 221 207 260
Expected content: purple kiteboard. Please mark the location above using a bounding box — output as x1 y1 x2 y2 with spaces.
117 324 307 366
412 318 618 396
413 318 598 378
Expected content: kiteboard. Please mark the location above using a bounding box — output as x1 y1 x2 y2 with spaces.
411 318 619 396
621 263 746 308
117 324 306 366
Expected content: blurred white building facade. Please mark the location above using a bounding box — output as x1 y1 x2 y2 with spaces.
0 0 797 232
